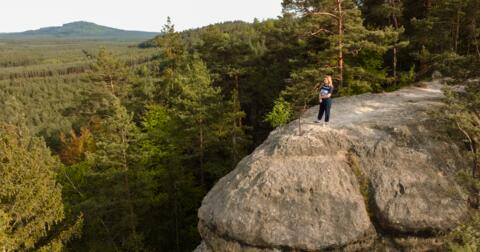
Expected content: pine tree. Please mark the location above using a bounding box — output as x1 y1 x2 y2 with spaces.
360 0 410 84
172 59 224 186
63 42 146 252
87 48 130 98
219 87 250 167
265 97 294 128
151 18 188 105
139 104 203 251
409 0 480 76
282 0 399 94
283 0 383 89
0 123 82 251
155 17 187 68
412 0 463 52
194 21 274 145
89 97 143 251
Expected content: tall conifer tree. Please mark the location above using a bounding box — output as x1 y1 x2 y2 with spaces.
172 59 224 186
282 0 398 95
0 124 82 251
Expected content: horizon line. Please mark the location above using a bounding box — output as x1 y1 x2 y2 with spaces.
0 18 277 34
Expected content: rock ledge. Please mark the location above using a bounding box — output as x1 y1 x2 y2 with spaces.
196 82 468 251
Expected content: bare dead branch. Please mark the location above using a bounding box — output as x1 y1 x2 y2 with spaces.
310 28 334 36
311 11 339 19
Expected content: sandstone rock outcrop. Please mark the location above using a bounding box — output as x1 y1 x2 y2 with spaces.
196 82 469 251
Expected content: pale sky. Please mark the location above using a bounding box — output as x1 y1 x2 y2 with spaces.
1 0 283 33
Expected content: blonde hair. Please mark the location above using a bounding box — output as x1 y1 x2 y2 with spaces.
325 75 333 87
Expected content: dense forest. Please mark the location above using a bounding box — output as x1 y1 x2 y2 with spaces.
1 0 480 251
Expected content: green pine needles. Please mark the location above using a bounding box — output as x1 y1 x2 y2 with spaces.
0 123 82 251
265 98 293 128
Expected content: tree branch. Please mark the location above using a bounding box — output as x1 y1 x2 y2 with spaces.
456 120 478 178
306 11 339 19
310 28 334 36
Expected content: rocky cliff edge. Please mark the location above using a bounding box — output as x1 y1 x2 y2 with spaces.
195 81 469 251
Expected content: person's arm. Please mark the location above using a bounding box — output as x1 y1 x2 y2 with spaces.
326 87 333 98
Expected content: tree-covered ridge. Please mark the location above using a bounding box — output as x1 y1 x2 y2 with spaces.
0 21 159 40
138 20 254 48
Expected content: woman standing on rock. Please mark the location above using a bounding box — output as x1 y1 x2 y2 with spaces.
316 75 334 126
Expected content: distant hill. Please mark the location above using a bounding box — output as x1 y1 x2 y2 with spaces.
0 21 159 41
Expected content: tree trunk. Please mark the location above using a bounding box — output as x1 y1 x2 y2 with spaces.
298 101 307 136
235 75 243 128
121 130 139 252
454 8 461 52
109 76 115 94
173 182 180 252
297 108 302 136
62 165 120 252
337 0 344 90
232 118 237 165
474 15 480 58
473 141 479 179
390 0 400 84
476 37 480 58
424 0 432 10
232 75 240 165
456 122 479 178
393 47 398 84
199 126 205 186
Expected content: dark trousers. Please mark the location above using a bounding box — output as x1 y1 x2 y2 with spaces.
318 98 332 122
